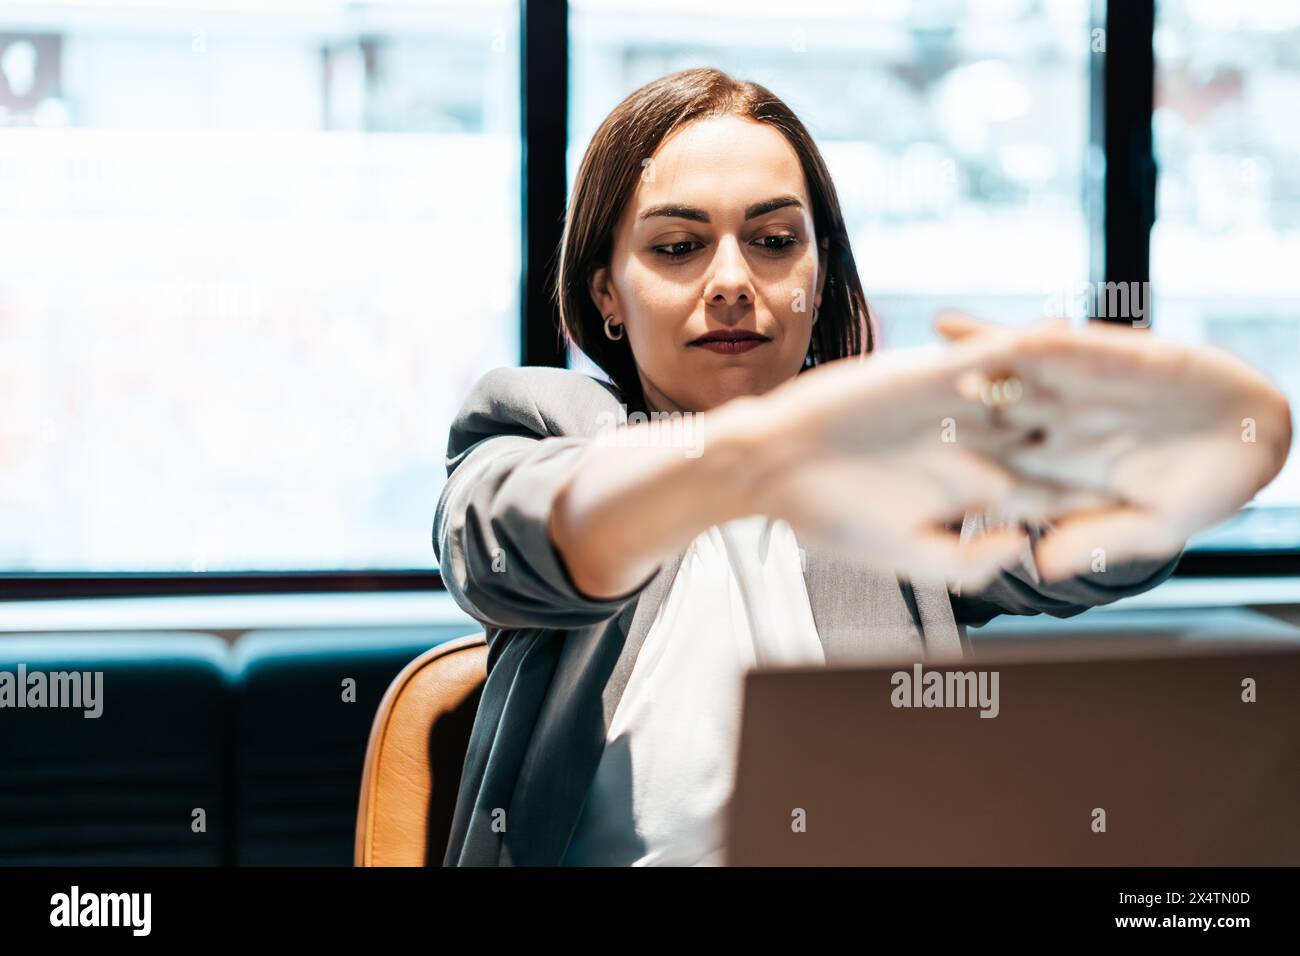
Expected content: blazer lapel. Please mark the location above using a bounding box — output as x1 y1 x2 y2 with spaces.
601 545 954 703
908 571 966 660
801 548 933 662
601 548 687 727
504 548 686 865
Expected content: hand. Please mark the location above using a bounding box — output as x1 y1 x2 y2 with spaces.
934 311 1294 581
752 323 1115 590
761 446 1032 591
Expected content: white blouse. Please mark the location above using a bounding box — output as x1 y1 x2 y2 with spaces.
562 513 825 866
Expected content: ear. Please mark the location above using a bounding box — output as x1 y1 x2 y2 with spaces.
588 264 615 319
813 236 831 310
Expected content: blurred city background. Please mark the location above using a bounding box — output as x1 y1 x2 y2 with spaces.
0 0 1296 575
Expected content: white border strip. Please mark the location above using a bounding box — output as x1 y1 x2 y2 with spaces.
0 591 474 633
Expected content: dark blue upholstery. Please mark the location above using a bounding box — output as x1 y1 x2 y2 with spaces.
228 626 472 866
0 632 231 866
0 625 476 866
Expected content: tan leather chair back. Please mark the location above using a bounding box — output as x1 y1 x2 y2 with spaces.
355 632 488 866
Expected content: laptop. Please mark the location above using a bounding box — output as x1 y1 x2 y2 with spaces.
724 615 1300 866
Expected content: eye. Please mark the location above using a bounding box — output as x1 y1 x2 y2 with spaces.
652 240 702 260
754 234 798 254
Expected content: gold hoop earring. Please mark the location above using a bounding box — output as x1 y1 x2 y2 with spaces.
604 314 624 341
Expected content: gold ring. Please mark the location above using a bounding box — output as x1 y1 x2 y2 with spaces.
979 375 1023 408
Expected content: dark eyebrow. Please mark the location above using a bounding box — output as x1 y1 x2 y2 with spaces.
638 203 710 224
744 195 804 220
637 194 804 224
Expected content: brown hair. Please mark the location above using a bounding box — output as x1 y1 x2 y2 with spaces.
554 66 874 413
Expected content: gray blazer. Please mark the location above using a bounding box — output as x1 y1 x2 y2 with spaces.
433 365 1183 866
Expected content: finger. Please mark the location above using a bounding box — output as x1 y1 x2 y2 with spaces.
995 477 1119 525
1029 505 1184 584
913 444 1016 515
992 320 1175 394
1033 315 1072 333
933 309 991 342
915 444 1111 528
948 320 1078 410
945 373 1062 442
935 311 1069 343
901 525 1030 592
1002 429 1142 493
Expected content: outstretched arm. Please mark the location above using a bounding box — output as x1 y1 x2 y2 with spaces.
948 510 1183 628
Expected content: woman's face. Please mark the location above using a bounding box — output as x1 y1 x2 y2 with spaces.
589 114 829 414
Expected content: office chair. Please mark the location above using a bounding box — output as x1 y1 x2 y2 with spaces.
354 632 488 866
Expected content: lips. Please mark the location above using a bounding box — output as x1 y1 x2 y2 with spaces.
689 330 771 355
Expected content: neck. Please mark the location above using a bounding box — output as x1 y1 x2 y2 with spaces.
638 378 692 416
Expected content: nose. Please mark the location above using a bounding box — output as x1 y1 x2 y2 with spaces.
702 234 754 309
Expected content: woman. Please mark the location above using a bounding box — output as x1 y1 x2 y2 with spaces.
434 69 1292 866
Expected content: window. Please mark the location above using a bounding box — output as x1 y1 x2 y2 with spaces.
1152 0 1300 548
4 0 1295 593
0 0 520 572
568 0 1095 362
